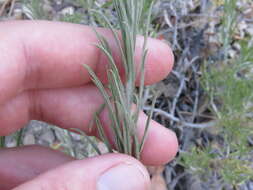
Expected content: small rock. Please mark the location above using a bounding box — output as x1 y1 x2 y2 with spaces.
56 0 62 5
238 20 248 32
39 130 55 145
236 1 244 9
23 134 36 145
13 8 23 20
233 42 241 51
228 49 237 58
5 141 17 148
70 132 82 141
5 135 17 148
209 35 219 44
245 25 253 36
188 178 203 190
243 6 253 19
43 3 54 17
97 142 109 154
61 6 74 15
27 120 44 132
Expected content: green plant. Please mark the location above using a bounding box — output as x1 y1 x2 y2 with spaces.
0 129 23 148
74 0 95 10
181 0 253 187
221 0 237 61
60 13 83 24
0 136 5 148
83 0 155 159
181 146 253 186
22 0 50 20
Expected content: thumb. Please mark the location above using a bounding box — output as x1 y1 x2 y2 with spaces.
13 154 151 190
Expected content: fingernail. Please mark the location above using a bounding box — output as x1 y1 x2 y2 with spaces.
97 163 150 190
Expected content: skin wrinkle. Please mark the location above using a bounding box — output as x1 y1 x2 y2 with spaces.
0 21 173 91
20 36 98 122
22 36 45 121
22 36 32 91
15 163 39 180
33 86 104 134
21 25 100 91
0 39 24 106
28 90 44 122
22 35 53 91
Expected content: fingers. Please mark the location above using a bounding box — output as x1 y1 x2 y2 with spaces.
0 20 174 105
0 85 103 136
99 106 178 165
0 145 73 190
0 20 177 167
135 112 178 165
14 154 150 190
0 85 178 165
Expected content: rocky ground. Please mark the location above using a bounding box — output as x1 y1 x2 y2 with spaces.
1 0 253 190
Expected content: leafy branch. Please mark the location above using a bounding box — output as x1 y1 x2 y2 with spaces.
84 0 154 159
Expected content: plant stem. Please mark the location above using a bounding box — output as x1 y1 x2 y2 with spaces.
0 136 5 148
16 128 24 147
84 0 154 159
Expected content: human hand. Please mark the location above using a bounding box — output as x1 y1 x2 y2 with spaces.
0 21 178 190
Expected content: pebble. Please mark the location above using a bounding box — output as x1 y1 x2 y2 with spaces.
228 49 237 58
70 132 82 141
237 20 248 38
5 135 17 148
245 25 253 36
61 6 74 15
233 42 241 51
23 133 36 145
13 8 23 20
39 130 55 145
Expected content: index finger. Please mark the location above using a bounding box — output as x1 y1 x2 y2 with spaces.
0 20 174 104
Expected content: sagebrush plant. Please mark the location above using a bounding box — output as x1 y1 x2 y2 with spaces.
181 0 253 186
83 0 154 159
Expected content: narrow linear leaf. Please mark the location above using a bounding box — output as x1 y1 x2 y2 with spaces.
82 0 154 159
140 93 158 152
94 114 113 153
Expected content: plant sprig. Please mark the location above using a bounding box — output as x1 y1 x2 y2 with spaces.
83 0 154 159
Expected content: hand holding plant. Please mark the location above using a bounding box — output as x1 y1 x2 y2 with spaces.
83 0 166 160
0 21 177 190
